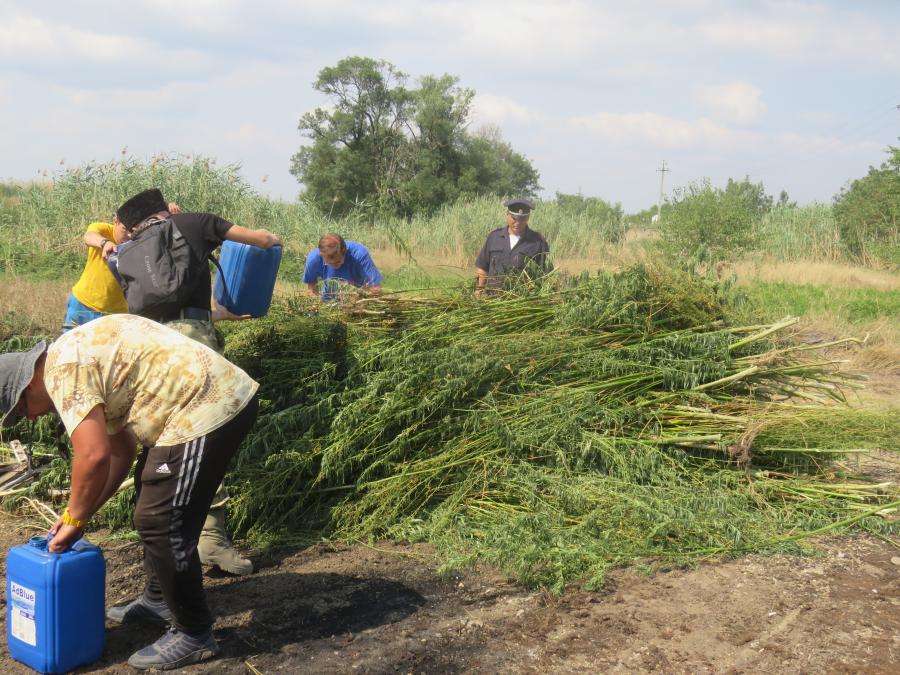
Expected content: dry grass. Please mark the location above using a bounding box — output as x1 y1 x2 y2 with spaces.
0 276 70 334
841 320 900 379
269 243 900 304
794 311 899 352
791 314 900 407
732 260 900 291
369 246 471 276
853 341 900 377
622 227 661 243
553 248 649 276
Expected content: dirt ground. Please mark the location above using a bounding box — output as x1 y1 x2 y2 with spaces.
1 509 898 674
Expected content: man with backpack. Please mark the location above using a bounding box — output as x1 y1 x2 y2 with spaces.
114 189 282 349
113 188 282 576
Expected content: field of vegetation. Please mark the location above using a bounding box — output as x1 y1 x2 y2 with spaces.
0 154 897 592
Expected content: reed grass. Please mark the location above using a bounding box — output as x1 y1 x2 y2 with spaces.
4 155 879 291
1 156 625 281
752 204 843 262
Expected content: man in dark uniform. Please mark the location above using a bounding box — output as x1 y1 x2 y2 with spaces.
474 197 551 295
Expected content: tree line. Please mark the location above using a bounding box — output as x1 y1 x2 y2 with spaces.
290 56 539 219
657 151 898 265
292 57 897 265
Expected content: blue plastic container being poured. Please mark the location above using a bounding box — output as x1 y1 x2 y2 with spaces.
6 536 105 674
213 240 282 318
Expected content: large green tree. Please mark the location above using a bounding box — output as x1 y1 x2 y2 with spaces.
456 127 540 203
833 144 900 263
395 74 473 215
291 57 540 217
290 57 414 216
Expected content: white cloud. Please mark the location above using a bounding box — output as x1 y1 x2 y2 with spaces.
605 60 676 80
412 1 607 66
694 82 766 125
568 111 761 149
699 16 800 54
471 94 536 126
135 0 242 32
797 110 840 127
698 7 900 68
0 12 210 68
0 15 128 61
222 123 279 147
51 60 297 114
774 132 879 156
568 108 877 159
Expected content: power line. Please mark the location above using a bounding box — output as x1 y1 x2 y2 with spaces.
821 93 900 140
840 103 899 146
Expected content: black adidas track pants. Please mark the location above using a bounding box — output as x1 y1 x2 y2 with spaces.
133 396 258 635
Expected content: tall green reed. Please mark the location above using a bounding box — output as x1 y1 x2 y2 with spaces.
752 203 843 262
1 156 630 279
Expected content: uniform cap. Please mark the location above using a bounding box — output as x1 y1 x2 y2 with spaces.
503 197 535 216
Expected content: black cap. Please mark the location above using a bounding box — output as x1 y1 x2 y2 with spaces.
117 189 168 230
503 197 535 216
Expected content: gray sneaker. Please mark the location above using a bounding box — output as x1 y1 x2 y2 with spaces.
127 627 219 670
106 595 173 625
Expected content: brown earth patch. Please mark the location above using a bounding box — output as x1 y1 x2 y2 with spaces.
1 510 898 674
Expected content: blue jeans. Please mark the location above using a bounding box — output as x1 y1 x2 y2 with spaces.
62 294 108 333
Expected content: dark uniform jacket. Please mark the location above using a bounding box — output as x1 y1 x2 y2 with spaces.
475 227 551 289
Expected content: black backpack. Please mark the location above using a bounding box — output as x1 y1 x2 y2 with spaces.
115 217 216 318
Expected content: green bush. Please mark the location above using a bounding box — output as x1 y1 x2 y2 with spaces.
833 145 900 265
660 177 772 260
554 192 626 244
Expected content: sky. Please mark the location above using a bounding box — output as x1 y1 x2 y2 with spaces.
1 0 898 213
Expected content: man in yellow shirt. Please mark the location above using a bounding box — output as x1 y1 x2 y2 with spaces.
0 314 260 669
62 219 130 330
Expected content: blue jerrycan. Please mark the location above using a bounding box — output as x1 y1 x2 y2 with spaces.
213 241 282 317
6 536 105 674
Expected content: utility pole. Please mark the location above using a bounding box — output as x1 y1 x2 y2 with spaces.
656 160 669 225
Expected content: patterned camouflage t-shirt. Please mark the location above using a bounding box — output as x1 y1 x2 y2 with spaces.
44 314 259 447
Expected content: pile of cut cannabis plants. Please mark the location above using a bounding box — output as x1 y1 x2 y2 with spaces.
222 265 899 589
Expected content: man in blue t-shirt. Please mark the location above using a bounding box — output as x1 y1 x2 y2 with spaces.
303 233 383 301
